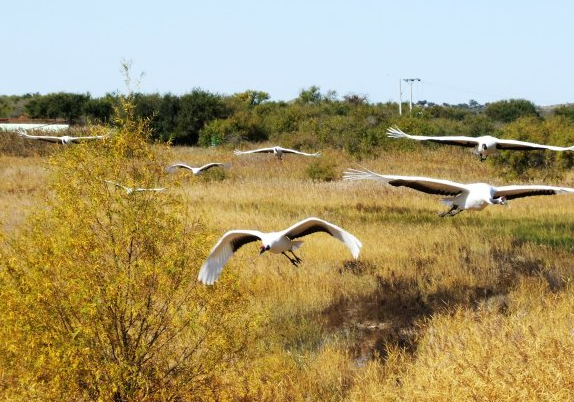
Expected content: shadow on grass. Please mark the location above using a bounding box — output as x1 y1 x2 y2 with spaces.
321 275 508 363
320 243 566 364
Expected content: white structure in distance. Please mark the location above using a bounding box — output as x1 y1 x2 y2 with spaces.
0 123 69 132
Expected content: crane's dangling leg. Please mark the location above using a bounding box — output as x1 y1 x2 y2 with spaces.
439 205 462 217
289 250 302 264
448 207 463 216
282 252 300 266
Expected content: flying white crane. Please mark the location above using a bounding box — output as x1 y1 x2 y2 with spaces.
17 129 108 145
387 126 574 161
166 162 229 175
197 217 362 285
234 146 321 160
104 180 165 195
343 168 574 217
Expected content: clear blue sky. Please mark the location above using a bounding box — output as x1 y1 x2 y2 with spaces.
2 0 573 106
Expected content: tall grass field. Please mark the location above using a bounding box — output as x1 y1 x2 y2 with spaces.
1 117 574 401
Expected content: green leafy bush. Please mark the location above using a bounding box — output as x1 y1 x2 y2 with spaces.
305 158 338 182
492 116 574 179
485 99 540 123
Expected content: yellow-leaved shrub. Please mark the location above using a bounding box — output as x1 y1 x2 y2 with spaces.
0 96 260 401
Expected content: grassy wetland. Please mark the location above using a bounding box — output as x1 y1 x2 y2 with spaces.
2 105 574 401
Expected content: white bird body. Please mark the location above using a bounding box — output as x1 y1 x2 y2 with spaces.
105 180 165 195
343 168 574 216
259 231 304 254
198 217 362 285
166 162 228 175
18 130 108 144
387 127 574 161
234 146 321 160
448 182 503 211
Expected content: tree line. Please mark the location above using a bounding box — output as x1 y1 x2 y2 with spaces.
2 88 574 155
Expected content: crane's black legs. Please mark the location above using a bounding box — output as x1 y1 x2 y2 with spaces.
439 205 463 217
282 251 302 266
289 250 302 264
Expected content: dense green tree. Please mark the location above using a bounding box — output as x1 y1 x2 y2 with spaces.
23 95 49 119
199 108 268 146
462 113 495 137
0 96 12 118
553 104 574 121
232 90 270 106
424 104 471 120
47 93 90 123
251 101 298 135
485 99 540 123
173 89 228 145
343 93 368 105
297 85 322 104
24 92 90 123
133 93 162 119
84 94 116 124
153 94 182 141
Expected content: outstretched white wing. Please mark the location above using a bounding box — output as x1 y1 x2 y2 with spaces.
234 148 276 155
198 230 264 285
105 180 165 194
280 217 362 259
68 134 107 142
17 130 64 143
167 162 227 175
387 127 480 148
133 187 166 192
18 130 107 144
494 138 574 151
343 168 467 197
166 163 195 173
276 147 321 157
388 126 574 153
493 184 574 200
196 162 227 173
104 180 130 192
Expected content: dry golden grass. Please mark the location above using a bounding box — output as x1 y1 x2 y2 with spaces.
3 138 574 400
0 155 50 233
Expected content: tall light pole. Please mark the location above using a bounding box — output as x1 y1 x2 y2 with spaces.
399 79 402 115
402 78 421 114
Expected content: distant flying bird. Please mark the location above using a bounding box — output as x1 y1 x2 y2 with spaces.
343 168 574 217
105 180 165 195
387 126 574 161
17 129 108 145
166 162 229 175
234 146 321 160
197 217 362 285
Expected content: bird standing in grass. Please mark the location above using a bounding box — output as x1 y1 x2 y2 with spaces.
198 217 362 285
387 126 574 161
234 146 321 160
344 168 574 217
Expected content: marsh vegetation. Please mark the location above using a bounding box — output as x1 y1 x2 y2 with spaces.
1 95 574 401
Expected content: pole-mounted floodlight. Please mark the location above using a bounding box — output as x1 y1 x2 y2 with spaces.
402 78 421 114
399 79 402 115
